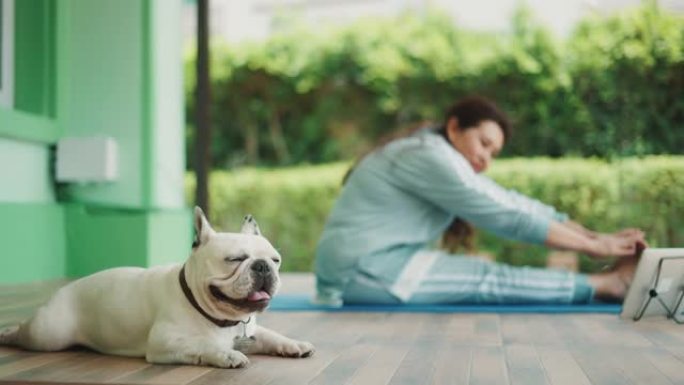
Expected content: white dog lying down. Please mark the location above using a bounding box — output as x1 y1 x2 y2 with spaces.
0 207 314 368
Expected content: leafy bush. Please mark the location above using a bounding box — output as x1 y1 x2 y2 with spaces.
185 3 684 168
186 157 684 273
567 2 684 157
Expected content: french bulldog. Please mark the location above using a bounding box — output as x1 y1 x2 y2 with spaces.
0 207 314 368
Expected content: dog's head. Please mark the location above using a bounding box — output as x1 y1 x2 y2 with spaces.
187 207 281 320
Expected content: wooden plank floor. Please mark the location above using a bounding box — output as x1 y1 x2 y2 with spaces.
1 273 683 385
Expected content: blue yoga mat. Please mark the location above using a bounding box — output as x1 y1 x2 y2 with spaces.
269 294 622 314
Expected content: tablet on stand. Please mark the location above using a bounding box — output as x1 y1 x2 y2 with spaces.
620 248 684 323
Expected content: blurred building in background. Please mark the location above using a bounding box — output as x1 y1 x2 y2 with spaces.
182 0 684 44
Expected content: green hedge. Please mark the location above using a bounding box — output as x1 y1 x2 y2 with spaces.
186 156 684 273
184 3 683 167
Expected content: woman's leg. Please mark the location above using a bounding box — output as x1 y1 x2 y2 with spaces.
342 251 638 305
405 253 593 304
342 272 402 305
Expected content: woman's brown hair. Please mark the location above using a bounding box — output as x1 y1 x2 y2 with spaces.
344 95 512 253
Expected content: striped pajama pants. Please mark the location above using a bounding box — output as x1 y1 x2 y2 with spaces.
343 250 594 305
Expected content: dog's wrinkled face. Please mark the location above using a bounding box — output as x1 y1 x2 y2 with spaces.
189 207 281 319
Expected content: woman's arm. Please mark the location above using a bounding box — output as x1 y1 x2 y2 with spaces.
564 220 646 241
477 175 568 221
545 220 646 259
388 141 557 245
387 136 646 250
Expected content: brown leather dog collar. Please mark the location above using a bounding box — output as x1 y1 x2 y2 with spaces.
179 265 245 328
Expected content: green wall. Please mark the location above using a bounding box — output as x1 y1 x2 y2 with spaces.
0 1 63 284
0 204 66 284
56 0 190 278
56 0 186 211
0 138 54 202
150 0 185 208
0 0 190 284
57 0 147 208
65 206 191 278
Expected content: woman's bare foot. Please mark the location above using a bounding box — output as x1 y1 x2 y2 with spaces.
588 256 639 302
613 255 639 285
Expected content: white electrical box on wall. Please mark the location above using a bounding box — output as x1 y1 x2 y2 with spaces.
56 137 119 182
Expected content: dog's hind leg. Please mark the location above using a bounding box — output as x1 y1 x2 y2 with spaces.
0 320 69 351
0 325 20 346
1 297 79 352
16 307 78 351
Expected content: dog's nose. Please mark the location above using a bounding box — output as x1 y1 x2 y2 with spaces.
251 260 270 275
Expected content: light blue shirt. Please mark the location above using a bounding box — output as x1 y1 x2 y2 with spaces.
314 128 567 305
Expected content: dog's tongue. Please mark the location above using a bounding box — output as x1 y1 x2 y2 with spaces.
247 291 271 302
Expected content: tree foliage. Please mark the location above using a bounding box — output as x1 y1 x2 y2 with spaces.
185 3 684 168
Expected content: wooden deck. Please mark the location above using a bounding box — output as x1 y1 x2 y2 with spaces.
1 273 683 385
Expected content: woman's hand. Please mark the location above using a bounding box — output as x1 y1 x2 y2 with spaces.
586 232 647 259
601 228 646 241
564 221 646 242
546 220 648 260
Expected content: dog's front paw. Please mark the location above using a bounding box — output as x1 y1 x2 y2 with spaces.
212 350 250 368
277 340 315 358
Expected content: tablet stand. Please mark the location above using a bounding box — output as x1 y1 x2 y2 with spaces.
633 256 684 324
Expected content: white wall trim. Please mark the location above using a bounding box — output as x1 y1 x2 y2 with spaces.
0 0 15 109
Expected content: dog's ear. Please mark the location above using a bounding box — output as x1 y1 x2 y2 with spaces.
240 214 262 236
193 206 215 247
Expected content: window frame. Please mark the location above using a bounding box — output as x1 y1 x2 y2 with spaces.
0 0 15 109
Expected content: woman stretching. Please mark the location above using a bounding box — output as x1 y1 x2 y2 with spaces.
314 96 645 307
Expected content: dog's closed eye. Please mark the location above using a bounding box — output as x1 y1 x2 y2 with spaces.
272 258 281 264
225 254 249 263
